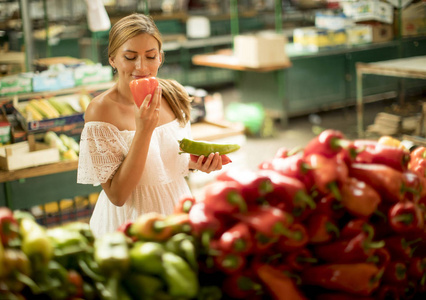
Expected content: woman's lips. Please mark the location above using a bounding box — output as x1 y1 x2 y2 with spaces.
131 75 149 80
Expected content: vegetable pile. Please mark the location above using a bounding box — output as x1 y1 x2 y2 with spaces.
1 130 426 299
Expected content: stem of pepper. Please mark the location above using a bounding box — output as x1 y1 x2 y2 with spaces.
273 223 300 240
259 181 274 195
233 239 247 252
330 137 351 150
363 240 385 250
362 223 375 240
393 213 414 225
328 182 342 200
227 191 247 213
295 190 316 210
325 221 340 238
282 270 302 285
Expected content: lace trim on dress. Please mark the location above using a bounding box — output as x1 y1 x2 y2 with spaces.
77 122 128 185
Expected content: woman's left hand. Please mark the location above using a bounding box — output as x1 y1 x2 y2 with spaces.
189 152 223 174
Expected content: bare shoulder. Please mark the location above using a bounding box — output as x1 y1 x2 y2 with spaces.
84 89 116 123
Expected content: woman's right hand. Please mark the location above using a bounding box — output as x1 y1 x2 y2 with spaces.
135 85 162 133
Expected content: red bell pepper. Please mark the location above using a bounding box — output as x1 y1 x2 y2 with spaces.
410 158 426 179
402 170 426 201
305 212 340 244
304 153 348 199
256 263 308 300
190 153 232 165
275 222 309 252
188 202 225 247
340 219 374 240
410 146 426 162
407 257 426 281
0 207 18 246
367 247 391 270
218 221 254 255
315 194 345 220
222 270 263 299
252 232 278 254
303 129 349 158
301 263 383 296
354 143 411 172
383 236 420 262
213 252 246 275
216 168 274 206
129 76 159 107
235 206 295 240
349 163 406 203
258 153 312 188
340 177 381 218
382 261 407 286
388 201 424 234
313 232 384 264
173 195 196 214
284 248 318 272
258 169 315 218
202 181 247 215
375 284 405 300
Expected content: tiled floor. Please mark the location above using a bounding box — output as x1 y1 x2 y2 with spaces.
188 85 404 197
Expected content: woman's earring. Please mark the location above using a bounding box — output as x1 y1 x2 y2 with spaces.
113 67 117 74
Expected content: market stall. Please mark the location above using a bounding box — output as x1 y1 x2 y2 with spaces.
1 131 426 299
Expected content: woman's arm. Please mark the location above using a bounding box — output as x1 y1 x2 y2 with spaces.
85 87 162 207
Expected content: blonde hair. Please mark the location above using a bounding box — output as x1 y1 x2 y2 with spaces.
158 78 192 126
108 14 191 125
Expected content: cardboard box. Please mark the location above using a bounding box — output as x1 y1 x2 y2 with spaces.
74 64 113 86
32 69 75 92
346 25 373 45
0 74 32 96
358 21 394 42
315 13 354 30
234 32 289 68
293 27 347 51
398 2 426 37
0 140 60 171
13 94 85 133
342 0 394 24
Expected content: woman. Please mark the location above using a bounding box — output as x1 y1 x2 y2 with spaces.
77 13 223 237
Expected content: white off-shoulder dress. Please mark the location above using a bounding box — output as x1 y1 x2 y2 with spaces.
77 119 192 238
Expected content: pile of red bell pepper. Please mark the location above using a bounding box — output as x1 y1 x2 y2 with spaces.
183 130 426 299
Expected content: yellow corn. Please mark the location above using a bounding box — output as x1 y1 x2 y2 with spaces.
79 94 91 112
48 97 75 116
38 99 60 118
25 104 44 121
29 100 50 119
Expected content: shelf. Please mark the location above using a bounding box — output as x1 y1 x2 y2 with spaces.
0 81 115 103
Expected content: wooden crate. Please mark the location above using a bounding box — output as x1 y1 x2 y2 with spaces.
191 120 245 141
0 138 60 171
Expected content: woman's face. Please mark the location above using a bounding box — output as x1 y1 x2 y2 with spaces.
110 33 162 89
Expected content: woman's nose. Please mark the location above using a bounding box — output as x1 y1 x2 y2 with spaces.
135 57 145 70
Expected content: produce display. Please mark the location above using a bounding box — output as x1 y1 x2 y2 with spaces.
23 94 91 121
44 131 80 161
1 130 426 299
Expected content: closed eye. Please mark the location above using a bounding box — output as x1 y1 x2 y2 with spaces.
125 56 136 60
